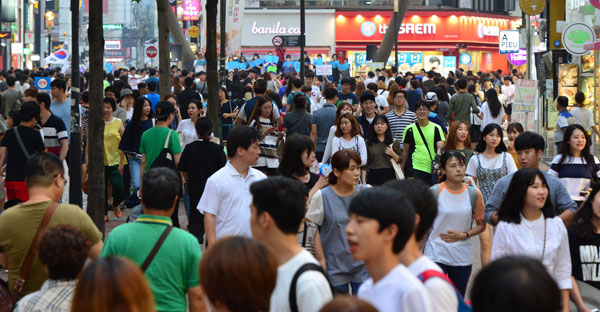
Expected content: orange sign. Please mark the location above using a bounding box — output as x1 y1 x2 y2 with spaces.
335 11 520 45
520 0 545 15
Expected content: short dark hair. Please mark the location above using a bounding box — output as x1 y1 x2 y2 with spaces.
103 97 116 111
25 152 64 188
147 81 157 92
349 188 415 254
195 117 213 137
39 225 90 280
329 150 361 185
81 90 89 103
506 122 524 134
360 90 375 104
137 82 147 90
6 76 16 87
184 77 195 88
341 77 352 86
19 101 41 122
557 95 569 107
250 177 307 234
383 179 437 242
366 82 378 92
324 88 338 100
253 79 267 95
514 131 545 152
305 71 315 79
50 78 67 92
392 89 408 99
141 167 181 211
414 100 430 111
36 92 52 110
475 123 507 154
227 125 261 158
456 78 468 90
292 78 303 89
470 256 561 312
497 168 555 224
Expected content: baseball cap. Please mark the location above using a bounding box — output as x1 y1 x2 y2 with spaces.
155 101 175 119
120 88 133 97
425 92 438 102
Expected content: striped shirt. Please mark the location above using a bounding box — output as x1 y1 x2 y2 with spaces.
39 114 68 156
251 117 279 169
548 154 600 201
386 109 417 149
14 279 76 312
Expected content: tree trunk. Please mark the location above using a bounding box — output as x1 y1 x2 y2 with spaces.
87 0 105 234
166 3 194 69
157 0 172 99
375 0 409 63
205 0 220 139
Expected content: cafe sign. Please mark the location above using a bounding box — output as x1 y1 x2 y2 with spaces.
562 23 595 56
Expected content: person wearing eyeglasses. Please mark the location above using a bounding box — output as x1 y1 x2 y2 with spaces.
385 89 416 152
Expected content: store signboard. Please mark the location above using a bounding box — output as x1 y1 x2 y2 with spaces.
562 23 595 56
499 30 519 54
315 65 332 76
513 79 537 113
335 12 519 44
508 49 527 66
182 0 200 21
520 0 545 15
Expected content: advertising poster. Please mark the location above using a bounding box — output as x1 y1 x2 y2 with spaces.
397 52 422 73
182 0 200 21
442 56 456 77
205 0 245 56
513 79 537 113
424 54 442 72
558 64 578 104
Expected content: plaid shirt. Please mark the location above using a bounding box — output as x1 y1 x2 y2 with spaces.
14 279 76 312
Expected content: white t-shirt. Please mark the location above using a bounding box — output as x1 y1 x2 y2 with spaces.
176 118 198 149
309 85 322 112
501 84 515 103
466 152 518 178
491 215 572 290
269 249 333 312
364 77 378 86
197 162 266 240
358 264 432 312
424 183 484 266
480 101 505 130
330 135 368 166
375 94 389 112
407 256 458 312
570 107 595 131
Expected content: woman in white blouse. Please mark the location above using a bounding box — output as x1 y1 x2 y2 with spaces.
176 99 202 150
328 113 367 168
492 168 571 312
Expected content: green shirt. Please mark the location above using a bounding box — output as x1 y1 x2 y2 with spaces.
0 201 102 298
101 214 201 312
403 122 445 173
140 127 182 172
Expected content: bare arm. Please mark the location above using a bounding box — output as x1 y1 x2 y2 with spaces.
310 124 318 145
380 106 390 115
188 286 206 312
0 252 7 268
559 209 575 228
314 230 327 271
561 289 570 312
570 277 591 312
204 212 217 247
400 143 410 171
89 241 104 259
59 138 69 161
173 153 181 167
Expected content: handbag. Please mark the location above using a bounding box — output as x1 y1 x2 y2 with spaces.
0 202 58 312
388 142 404 180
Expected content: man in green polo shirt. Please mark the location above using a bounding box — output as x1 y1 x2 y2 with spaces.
101 168 203 312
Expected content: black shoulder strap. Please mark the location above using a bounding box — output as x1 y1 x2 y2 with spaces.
13 127 31 159
301 222 308 247
141 226 173 272
415 123 433 160
289 263 331 312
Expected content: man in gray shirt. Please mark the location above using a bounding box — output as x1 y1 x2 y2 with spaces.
311 87 338 162
485 131 577 226
2 76 23 118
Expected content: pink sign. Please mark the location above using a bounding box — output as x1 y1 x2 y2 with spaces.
592 0 600 9
183 0 200 21
508 49 527 66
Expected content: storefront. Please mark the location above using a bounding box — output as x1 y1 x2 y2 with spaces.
240 9 335 59
334 11 521 76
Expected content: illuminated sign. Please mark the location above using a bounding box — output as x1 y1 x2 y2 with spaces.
251 21 301 35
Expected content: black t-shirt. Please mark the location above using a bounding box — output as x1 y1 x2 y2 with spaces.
177 140 227 196
1 126 45 181
305 172 319 190
568 227 600 290
220 100 240 125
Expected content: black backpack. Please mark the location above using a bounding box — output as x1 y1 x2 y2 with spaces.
149 129 181 227
288 263 337 312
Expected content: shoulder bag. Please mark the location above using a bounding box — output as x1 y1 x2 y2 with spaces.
415 123 436 184
140 226 173 272
388 141 404 180
0 202 58 312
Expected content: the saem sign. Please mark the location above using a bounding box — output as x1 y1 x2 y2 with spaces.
251 21 301 35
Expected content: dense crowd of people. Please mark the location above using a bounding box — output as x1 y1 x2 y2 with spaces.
0 62 599 312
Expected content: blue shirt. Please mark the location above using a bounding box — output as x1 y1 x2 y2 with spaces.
50 99 71 138
145 93 161 113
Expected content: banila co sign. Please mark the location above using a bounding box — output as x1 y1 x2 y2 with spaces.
251 21 301 35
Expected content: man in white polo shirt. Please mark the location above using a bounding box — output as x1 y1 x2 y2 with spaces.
198 125 266 243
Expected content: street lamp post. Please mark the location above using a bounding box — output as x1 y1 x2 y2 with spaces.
394 0 398 68
300 0 305 81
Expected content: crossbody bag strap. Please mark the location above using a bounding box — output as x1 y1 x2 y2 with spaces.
141 226 173 272
14 202 59 295
13 127 31 159
415 123 433 160
163 130 172 149
301 222 308 247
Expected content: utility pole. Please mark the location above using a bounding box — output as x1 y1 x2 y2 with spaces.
220 0 226 87
300 0 305 80
69 0 82 206
394 0 398 68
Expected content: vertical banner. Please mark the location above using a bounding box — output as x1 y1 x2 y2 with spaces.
226 0 245 56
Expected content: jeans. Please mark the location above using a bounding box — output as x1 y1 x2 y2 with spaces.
333 282 363 295
436 263 472 297
127 157 141 194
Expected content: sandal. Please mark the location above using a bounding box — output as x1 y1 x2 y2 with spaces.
113 205 122 219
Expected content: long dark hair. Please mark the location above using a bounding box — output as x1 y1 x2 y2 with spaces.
475 123 507 153
485 88 502 118
131 97 152 132
367 114 393 145
497 168 556 224
278 134 314 177
557 124 596 180
573 182 600 241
